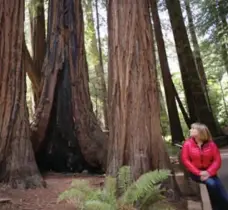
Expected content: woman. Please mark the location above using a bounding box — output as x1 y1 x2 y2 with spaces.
181 122 228 210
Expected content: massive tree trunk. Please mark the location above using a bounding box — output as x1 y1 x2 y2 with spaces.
31 0 107 172
28 0 46 105
151 0 184 144
107 0 173 179
0 0 44 188
83 0 108 130
165 0 221 137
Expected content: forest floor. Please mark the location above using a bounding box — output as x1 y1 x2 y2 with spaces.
0 173 104 210
0 172 187 210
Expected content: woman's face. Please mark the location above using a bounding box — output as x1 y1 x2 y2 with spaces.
190 128 200 138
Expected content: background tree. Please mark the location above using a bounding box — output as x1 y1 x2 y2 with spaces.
165 0 221 136
26 0 46 105
83 0 108 130
151 0 184 144
30 0 107 173
0 0 44 188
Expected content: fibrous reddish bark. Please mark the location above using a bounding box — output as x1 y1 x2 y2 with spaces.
107 0 172 179
0 0 44 188
31 0 107 172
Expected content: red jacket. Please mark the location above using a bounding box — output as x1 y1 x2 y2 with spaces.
181 137 221 176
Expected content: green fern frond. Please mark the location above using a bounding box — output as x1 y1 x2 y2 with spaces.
84 200 114 210
58 179 101 203
105 176 117 196
58 167 172 210
148 201 176 210
102 176 117 205
58 188 85 202
117 166 133 195
120 169 170 206
139 186 165 209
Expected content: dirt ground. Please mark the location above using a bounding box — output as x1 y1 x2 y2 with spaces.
0 173 187 210
0 173 104 210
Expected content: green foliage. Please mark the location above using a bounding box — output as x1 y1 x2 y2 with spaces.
27 0 44 17
58 166 173 210
165 142 181 157
117 166 133 195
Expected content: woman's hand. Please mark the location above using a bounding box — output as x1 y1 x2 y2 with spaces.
200 170 210 181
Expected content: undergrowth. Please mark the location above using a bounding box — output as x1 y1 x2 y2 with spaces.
58 166 174 210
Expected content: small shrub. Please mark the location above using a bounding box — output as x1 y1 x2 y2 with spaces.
58 166 174 210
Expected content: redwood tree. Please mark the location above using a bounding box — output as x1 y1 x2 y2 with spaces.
150 0 184 144
0 0 44 188
107 0 173 179
26 0 46 105
165 0 221 136
31 0 107 172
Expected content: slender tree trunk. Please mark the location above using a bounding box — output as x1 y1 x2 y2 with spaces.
31 0 107 172
184 0 214 117
165 0 221 136
217 0 228 70
213 1 228 74
158 80 170 137
184 0 207 86
107 0 172 179
218 80 228 118
0 0 44 188
23 39 40 98
28 0 46 105
83 0 108 130
95 0 109 130
151 0 184 144
172 81 191 128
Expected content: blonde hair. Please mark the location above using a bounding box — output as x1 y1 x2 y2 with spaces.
191 122 212 142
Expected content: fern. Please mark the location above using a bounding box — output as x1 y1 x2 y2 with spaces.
120 169 170 207
58 167 172 210
103 176 117 206
84 200 114 210
117 166 133 195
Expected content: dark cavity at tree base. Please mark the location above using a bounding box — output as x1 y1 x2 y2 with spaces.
35 62 104 175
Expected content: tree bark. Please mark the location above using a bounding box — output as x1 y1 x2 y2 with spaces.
0 0 44 188
184 0 207 87
158 80 170 137
184 0 213 116
28 0 46 105
31 0 107 172
150 0 184 144
172 81 191 128
165 0 221 136
217 0 228 73
23 39 40 98
107 0 173 179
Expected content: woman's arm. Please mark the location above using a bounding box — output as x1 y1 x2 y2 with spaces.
207 142 221 176
181 141 201 176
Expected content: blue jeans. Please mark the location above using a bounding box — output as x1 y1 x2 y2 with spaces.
190 174 228 210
